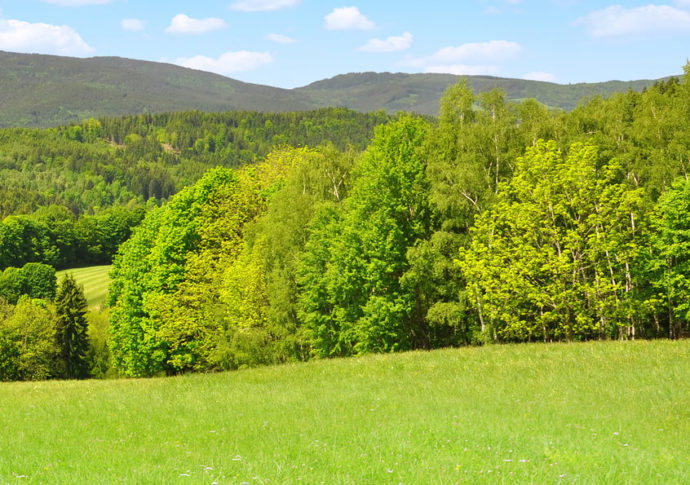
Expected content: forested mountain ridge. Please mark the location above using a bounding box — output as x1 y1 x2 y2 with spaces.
0 50 669 127
298 72 666 114
0 51 315 128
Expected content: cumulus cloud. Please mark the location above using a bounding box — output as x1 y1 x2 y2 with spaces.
425 64 500 76
0 18 94 56
523 71 557 82
121 18 144 32
42 0 113 5
402 40 522 77
360 32 413 53
325 7 375 30
267 33 296 43
428 40 523 64
173 51 273 75
230 0 299 12
166 14 227 35
575 4 690 38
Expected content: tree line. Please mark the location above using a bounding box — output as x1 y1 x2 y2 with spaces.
0 108 390 218
107 65 690 377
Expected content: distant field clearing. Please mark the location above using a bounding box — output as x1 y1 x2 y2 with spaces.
55 265 111 310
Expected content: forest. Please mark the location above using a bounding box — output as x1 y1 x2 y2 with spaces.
2 66 690 379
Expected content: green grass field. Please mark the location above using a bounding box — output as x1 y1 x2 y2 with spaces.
1 340 688 483
55 265 111 310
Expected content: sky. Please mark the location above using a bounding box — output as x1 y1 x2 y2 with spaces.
0 0 689 88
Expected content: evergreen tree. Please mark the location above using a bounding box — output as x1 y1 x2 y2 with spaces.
55 275 90 379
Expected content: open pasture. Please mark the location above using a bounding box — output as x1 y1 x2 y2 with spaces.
1 340 688 483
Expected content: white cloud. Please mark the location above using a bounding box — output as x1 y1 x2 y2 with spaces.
325 6 375 30
267 33 296 43
230 0 299 12
173 51 273 75
575 4 690 38
121 18 144 32
402 40 522 77
0 18 94 56
42 0 113 5
675 0 690 8
523 71 557 82
360 32 412 53
425 64 500 76
166 14 227 35
429 40 523 64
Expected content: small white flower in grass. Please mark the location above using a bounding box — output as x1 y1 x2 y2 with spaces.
386 469 393 473
613 432 619 435
233 455 242 461
180 473 191 477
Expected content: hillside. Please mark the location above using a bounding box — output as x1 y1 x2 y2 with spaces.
55 265 111 310
299 71 664 114
1 341 688 482
0 51 669 127
0 51 314 128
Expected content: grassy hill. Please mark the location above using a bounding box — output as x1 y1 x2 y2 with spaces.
0 51 670 127
55 265 111 310
1 340 688 483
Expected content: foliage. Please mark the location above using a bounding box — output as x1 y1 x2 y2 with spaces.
217 145 355 368
0 298 59 381
0 205 145 270
298 116 434 356
108 149 302 376
55 274 90 379
0 263 57 304
459 141 647 341
647 177 690 338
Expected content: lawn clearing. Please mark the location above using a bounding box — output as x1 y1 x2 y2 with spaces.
1 340 688 483
55 265 111 310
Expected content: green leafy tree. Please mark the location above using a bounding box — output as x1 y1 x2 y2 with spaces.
55 274 90 379
0 298 59 381
21 263 57 300
647 177 690 338
459 141 647 341
298 116 434 356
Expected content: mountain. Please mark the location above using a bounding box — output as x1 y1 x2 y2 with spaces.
0 51 314 128
0 51 670 128
298 72 665 114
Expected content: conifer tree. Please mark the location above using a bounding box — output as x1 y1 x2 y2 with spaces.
55 274 90 379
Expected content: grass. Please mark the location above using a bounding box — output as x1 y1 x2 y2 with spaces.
55 265 111 310
1 340 688 483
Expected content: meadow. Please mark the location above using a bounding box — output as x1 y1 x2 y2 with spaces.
55 265 111 310
1 340 688 483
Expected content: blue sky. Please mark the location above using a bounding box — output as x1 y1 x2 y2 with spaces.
1 0 689 88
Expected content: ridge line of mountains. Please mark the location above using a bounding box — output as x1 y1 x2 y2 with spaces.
0 50 672 128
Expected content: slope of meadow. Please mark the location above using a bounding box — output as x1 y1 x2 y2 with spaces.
1 340 688 483
55 265 111 310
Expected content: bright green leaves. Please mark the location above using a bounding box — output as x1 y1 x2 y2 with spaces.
297 116 433 356
108 167 239 376
648 177 690 337
459 141 648 342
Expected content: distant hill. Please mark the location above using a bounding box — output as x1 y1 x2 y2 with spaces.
298 72 667 114
0 51 314 127
0 51 672 127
